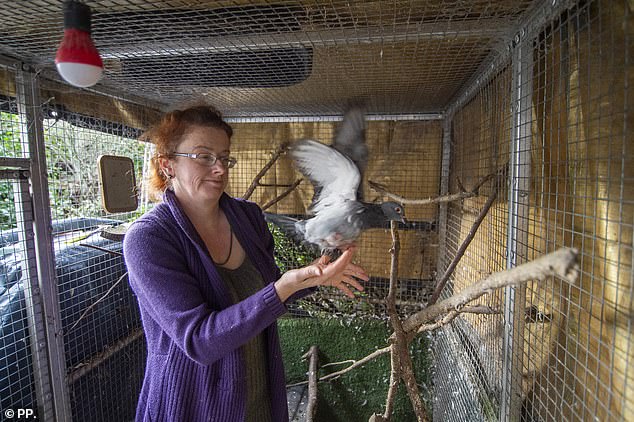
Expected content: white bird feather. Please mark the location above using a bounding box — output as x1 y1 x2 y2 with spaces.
290 139 360 214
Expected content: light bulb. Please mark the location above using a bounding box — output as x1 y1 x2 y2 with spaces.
55 1 103 88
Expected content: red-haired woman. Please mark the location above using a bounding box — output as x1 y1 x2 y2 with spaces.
123 104 367 422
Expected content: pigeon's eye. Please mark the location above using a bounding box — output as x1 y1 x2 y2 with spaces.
395 207 402 213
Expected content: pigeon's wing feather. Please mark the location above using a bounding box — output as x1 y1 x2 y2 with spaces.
333 107 368 200
333 107 368 173
290 139 360 213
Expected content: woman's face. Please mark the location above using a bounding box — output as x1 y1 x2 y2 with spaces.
164 125 232 205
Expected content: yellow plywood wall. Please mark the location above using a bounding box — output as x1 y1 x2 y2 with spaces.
227 119 442 279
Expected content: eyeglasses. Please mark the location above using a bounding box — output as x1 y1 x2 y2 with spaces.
170 152 237 168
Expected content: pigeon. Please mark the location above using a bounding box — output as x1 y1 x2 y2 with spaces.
265 107 406 255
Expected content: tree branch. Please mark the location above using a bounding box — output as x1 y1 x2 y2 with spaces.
401 247 579 334
383 347 400 420
368 181 479 205
286 346 393 388
261 178 302 211
385 221 428 421
428 185 498 305
303 345 320 422
384 221 404 420
368 164 505 206
242 142 290 200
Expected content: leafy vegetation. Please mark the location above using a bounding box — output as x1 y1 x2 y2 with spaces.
0 111 148 231
268 222 317 272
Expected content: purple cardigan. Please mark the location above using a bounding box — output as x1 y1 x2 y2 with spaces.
123 189 292 421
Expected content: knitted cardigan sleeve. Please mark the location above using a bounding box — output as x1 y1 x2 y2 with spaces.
123 212 287 366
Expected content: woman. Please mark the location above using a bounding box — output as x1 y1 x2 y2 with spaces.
123 104 368 422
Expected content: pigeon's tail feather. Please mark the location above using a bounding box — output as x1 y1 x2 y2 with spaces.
264 213 314 251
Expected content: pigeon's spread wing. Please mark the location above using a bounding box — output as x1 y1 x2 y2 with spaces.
333 107 368 176
290 139 360 213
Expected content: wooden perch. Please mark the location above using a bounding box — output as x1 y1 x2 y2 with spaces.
429 185 498 304
384 221 404 420
386 221 428 422
66 272 128 334
242 142 290 200
369 180 478 205
303 345 320 422
287 346 392 387
368 164 505 206
401 247 579 334
261 178 302 210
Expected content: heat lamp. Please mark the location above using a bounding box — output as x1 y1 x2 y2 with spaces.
55 1 103 88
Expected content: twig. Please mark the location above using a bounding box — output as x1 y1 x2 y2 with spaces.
428 186 498 305
368 165 503 206
321 360 355 369
67 327 144 384
303 345 320 422
78 243 123 257
286 345 393 387
66 272 128 334
383 347 400 420
261 178 302 211
414 305 502 333
369 181 479 205
386 221 428 421
401 247 579 334
242 143 290 200
384 221 404 420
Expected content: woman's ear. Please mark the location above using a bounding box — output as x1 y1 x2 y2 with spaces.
157 155 174 179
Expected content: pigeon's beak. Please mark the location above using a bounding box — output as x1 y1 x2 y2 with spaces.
400 216 408 225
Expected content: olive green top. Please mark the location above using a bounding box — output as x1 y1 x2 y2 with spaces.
216 256 273 422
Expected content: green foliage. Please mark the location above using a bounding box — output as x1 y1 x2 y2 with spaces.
0 111 148 231
0 112 22 230
43 119 147 221
278 317 432 422
268 222 317 272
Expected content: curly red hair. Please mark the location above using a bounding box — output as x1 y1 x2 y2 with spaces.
140 104 233 201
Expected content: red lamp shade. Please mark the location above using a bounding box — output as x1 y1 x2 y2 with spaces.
55 1 103 88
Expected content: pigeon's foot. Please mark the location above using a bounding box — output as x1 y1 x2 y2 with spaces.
321 248 342 261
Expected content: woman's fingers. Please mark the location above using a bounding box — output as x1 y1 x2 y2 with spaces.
336 283 356 298
340 275 364 292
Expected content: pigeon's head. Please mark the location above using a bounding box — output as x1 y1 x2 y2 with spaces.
381 202 406 223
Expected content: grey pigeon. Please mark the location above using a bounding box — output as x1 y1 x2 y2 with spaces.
266 108 405 255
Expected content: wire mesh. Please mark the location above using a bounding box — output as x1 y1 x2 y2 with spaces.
1 61 152 421
0 0 537 116
41 95 151 421
435 1 633 421
0 175 39 416
0 1 630 421
0 65 45 419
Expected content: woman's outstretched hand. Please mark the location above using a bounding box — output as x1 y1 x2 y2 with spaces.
274 247 369 302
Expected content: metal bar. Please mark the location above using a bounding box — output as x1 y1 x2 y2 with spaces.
13 172 53 420
226 113 443 123
0 53 168 116
0 157 30 170
16 63 72 422
501 30 533 422
435 115 452 290
99 19 511 59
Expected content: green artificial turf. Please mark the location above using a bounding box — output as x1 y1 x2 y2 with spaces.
278 317 431 422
